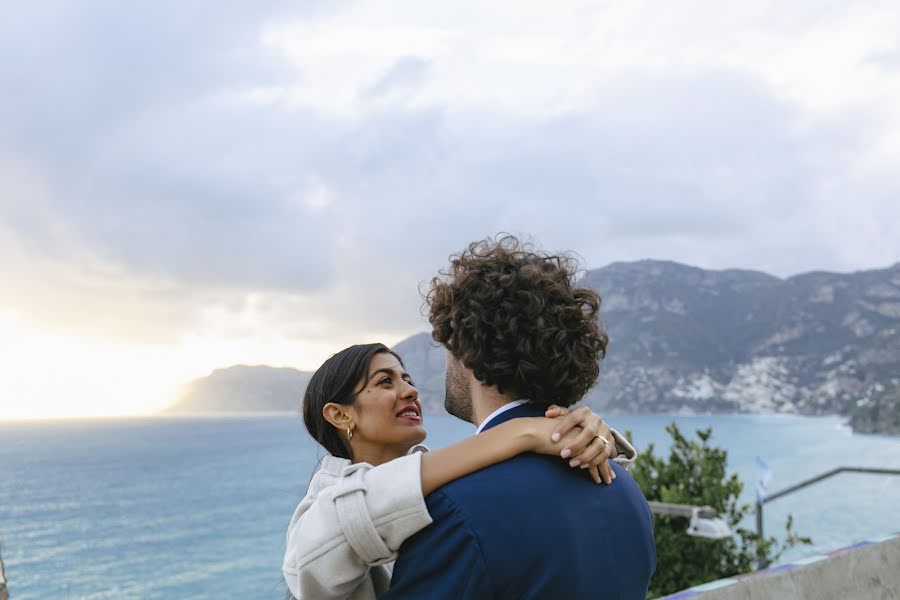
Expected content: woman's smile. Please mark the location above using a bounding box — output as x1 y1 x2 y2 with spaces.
395 404 423 423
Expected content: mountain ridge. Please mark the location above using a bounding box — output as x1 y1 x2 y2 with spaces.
167 259 900 434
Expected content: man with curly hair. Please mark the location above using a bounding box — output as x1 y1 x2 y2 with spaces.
384 236 656 599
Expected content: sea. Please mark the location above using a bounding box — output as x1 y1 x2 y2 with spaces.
1 413 898 599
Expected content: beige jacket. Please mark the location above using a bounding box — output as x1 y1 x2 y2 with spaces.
282 431 636 600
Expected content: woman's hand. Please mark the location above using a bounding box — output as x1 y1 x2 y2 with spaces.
546 404 619 461
551 405 617 485
525 405 617 485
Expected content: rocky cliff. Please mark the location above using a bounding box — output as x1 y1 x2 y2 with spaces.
580 260 900 420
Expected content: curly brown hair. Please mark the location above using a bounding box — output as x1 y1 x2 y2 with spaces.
426 235 608 407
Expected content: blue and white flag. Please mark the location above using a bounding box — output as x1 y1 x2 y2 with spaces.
756 456 773 502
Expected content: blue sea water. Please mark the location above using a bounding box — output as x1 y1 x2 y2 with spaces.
0 413 898 599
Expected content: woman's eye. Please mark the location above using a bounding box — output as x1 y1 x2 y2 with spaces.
379 377 392 385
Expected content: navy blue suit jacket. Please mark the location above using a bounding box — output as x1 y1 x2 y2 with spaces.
383 403 656 600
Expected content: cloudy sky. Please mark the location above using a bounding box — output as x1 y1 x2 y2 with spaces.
2 1 899 418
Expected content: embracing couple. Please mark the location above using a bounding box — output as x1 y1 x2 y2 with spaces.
282 236 656 599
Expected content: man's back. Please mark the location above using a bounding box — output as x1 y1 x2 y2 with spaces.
384 405 656 600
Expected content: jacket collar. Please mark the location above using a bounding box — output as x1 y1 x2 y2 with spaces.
478 401 550 432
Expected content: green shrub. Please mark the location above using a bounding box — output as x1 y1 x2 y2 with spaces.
630 423 811 598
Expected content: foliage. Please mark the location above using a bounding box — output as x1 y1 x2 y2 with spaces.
850 386 900 435
630 423 811 598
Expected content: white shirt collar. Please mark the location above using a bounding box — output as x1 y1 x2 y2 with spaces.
475 400 528 435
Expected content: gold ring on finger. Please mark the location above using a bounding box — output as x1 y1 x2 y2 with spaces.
595 435 610 450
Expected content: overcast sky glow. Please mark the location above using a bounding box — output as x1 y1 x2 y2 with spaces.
2 1 899 418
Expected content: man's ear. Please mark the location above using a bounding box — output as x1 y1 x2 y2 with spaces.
323 403 354 430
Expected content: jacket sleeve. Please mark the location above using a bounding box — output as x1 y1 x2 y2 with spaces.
382 489 493 600
282 453 434 600
610 428 638 470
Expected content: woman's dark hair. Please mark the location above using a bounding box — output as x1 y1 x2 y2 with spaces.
302 343 404 459
426 234 608 407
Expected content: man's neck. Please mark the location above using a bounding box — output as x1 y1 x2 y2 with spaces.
470 384 520 429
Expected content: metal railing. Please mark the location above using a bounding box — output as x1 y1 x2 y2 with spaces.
755 466 900 568
649 501 717 519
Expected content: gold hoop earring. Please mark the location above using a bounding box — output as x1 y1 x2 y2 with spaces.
346 426 354 441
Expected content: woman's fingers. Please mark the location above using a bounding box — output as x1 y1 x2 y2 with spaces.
561 417 601 458
601 461 614 484
569 438 610 468
544 404 568 419
570 433 606 466
552 406 594 444
556 424 616 485
581 456 613 484
569 439 616 486
583 461 613 485
548 406 617 486
549 406 581 441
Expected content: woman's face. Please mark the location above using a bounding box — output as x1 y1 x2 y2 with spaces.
350 352 426 454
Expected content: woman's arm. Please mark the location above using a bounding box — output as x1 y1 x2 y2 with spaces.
420 408 618 493
419 421 534 495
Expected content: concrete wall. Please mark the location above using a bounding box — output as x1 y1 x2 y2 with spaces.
662 533 900 600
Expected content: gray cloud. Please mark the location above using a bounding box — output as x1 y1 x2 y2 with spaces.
0 1 343 290
365 57 432 99
1 1 899 348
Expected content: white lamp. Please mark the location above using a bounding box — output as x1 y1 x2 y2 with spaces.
687 506 732 539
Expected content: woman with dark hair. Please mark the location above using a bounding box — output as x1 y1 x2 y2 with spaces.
282 343 636 600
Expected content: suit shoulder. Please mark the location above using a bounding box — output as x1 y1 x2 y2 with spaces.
432 453 559 504
434 454 648 509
